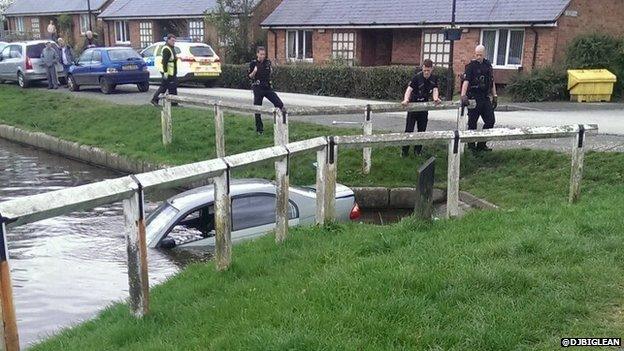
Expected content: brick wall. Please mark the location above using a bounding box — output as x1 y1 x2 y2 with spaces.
391 28 421 65
553 0 624 63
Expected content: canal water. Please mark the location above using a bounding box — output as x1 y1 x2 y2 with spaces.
0 139 199 348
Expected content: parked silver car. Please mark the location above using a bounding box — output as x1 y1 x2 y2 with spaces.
0 40 65 88
146 179 360 249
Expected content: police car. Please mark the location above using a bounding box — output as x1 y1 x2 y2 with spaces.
140 38 221 87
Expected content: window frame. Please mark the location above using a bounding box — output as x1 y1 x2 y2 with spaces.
421 31 451 68
114 21 130 44
286 29 313 62
30 18 40 39
15 17 25 32
139 21 153 49
188 19 205 43
79 14 90 34
479 28 525 69
331 31 356 65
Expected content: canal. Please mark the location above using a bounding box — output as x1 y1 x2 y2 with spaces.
0 139 198 348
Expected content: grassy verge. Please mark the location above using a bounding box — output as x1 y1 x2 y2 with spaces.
1 85 622 349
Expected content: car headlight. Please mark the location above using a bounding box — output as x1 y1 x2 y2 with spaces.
106 68 118 73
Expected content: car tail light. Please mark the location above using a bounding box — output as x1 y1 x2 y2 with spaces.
179 56 195 62
25 57 33 70
349 203 361 220
213 57 221 63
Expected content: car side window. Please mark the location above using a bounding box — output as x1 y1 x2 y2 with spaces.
142 45 156 57
78 50 93 64
0 46 10 60
92 50 102 64
9 45 22 59
231 194 298 231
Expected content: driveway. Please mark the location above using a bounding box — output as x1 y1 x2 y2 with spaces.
35 83 624 152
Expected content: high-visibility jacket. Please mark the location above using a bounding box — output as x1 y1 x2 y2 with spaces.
157 45 177 76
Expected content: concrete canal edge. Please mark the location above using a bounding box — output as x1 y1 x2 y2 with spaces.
0 124 498 211
0 124 163 174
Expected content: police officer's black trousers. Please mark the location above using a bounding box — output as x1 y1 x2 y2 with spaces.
253 85 284 133
151 75 178 103
467 99 495 150
403 111 428 155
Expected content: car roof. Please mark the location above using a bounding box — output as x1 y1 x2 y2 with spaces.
149 41 213 48
168 179 276 211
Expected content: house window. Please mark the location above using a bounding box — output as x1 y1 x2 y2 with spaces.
30 18 40 39
139 22 153 48
188 20 204 42
332 32 355 65
15 17 25 32
286 30 313 61
114 21 130 44
481 29 524 67
80 14 90 34
422 31 450 67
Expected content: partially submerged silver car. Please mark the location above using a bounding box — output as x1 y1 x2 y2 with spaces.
146 179 360 249
0 40 65 88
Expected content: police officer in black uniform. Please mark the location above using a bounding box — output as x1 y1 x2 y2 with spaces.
461 44 498 151
248 47 285 135
400 59 441 157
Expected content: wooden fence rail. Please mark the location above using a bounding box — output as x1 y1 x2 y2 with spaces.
0 123 596 350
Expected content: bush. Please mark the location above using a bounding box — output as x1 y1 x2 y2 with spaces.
218 64 453 101
507 68 569 102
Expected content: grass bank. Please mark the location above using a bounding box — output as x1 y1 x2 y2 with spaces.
1 85 622 349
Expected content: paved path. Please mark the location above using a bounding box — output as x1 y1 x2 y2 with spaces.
38 83 624 152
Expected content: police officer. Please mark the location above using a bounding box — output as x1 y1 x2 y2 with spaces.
151 34 178 107
461 44 498 152
400 58 441 157
248 47 285 135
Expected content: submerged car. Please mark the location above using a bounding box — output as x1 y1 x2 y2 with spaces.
67 47 149 94
0 40 65 88
141 40 221 87
146 179 360 249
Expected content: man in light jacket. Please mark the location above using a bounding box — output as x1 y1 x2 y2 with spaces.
40 42 59 89
57 38 74 83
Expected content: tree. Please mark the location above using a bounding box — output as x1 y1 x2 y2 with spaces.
206 0 256 64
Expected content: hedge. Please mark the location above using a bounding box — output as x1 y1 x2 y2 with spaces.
217 64 453 101
507 68 570 102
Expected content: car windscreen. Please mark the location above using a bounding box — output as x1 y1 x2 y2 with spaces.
108 49 142 61
146 203 179 243
26 43 48 58
189 46 215 57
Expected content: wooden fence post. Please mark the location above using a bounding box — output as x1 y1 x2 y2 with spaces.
274 108 289 243
446 131 461 218
161 95 172 146
326 137 338 222
122 185 150 317
569 125 586 203
0 221 19 351
214 169 232 270
315 145 328 225
362 104 373 175
214 103 226 158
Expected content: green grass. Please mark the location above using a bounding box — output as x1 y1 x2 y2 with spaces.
1 85 623 350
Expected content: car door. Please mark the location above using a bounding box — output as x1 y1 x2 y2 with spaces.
228 194 299 243
0 45 11 78
140 44 158 79
73 49 93 85
8 45 23 78
88 50 105 85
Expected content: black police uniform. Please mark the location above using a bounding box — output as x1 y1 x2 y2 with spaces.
464 58 495 150
403 71 438 156
151 44 178 105
249 59 284 133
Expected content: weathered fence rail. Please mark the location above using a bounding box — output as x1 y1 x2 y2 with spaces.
0 123 596 350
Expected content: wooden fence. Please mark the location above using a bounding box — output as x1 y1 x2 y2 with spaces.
0 123 595 350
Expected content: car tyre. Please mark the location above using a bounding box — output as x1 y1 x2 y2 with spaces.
137 81 150 92
17 72 29 88
100 78 114 94
203 80 216 88
67 75 79 92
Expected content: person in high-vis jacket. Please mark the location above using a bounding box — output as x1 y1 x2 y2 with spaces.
151 34 178 107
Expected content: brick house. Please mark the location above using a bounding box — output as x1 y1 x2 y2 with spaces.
261 0 624 85
3 0 113 47
98 0 283 54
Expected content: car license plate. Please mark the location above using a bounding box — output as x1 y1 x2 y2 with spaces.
122 64 138 71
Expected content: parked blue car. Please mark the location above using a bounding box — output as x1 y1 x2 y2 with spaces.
67 47 150 94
